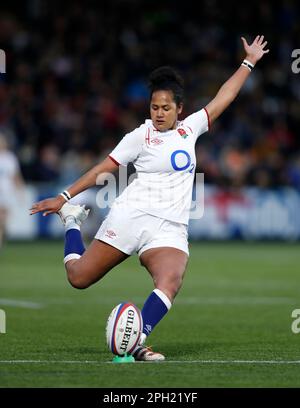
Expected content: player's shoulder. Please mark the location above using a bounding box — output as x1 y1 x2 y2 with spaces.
0 150 18 165
126 119 153 137
182 108 210 133
182 107 206 122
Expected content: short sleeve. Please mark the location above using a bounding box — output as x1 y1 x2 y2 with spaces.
183 108 210 141
109 127 144 166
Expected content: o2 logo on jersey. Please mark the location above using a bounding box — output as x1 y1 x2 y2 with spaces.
171 150 195 173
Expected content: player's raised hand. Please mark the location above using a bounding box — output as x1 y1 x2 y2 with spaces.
30 196 65 216
241 35 269 65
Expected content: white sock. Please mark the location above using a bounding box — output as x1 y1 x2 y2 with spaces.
139 333 147 346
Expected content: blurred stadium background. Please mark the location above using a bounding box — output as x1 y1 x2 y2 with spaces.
1 0 300 388
0 0 300 241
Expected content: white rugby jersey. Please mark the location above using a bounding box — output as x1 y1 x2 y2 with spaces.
0 151 20 192
109 108 210 225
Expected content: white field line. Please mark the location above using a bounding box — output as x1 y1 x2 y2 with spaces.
41 297 297 306
0 296 296 310
1 360 300 365
0 298 43 309
176 297 294 305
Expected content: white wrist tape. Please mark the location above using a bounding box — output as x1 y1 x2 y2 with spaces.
60 190 72 202
241 59 254 71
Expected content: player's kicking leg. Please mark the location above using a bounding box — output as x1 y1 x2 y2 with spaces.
58 202 128 288
132 247 188 361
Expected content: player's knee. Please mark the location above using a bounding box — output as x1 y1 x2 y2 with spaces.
67 274 91 289
157 273 183 301
66 264 92 289
170 275 183 298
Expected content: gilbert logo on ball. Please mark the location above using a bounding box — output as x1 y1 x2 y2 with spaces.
106 303 142 355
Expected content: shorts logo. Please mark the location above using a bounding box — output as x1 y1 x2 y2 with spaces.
177 128 188 139
105 230 116 239
151 138 164 145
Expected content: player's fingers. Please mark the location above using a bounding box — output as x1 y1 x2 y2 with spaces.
254 35 260 43
261 41 268 48
29 204 39 212
43 211 52 217
258 35 264 45
30 203 38 209
30 208 43 215
263 49 270 54
31 201 46 210
30 206 42 215
241 37 248 47
30 201 51 214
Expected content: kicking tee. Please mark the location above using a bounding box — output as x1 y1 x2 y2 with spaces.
109 108 210 225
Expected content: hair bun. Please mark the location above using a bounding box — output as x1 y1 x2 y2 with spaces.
149 66 184 89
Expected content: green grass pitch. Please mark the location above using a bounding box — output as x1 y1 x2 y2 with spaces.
1 240 300 388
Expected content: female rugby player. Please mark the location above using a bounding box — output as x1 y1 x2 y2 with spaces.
30 35 269 361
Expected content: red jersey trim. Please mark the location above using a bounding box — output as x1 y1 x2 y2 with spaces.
108 155 120 166
203 107 211 131
145 128 150 145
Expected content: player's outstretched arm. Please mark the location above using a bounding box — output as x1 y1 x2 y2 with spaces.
205 35 269 125
30 156 119 216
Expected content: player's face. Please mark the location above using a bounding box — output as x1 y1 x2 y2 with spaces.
150 90 183 131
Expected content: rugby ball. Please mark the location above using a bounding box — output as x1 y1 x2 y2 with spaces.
106 302 143 356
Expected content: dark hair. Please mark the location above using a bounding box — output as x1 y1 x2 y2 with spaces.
148 66 184 105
